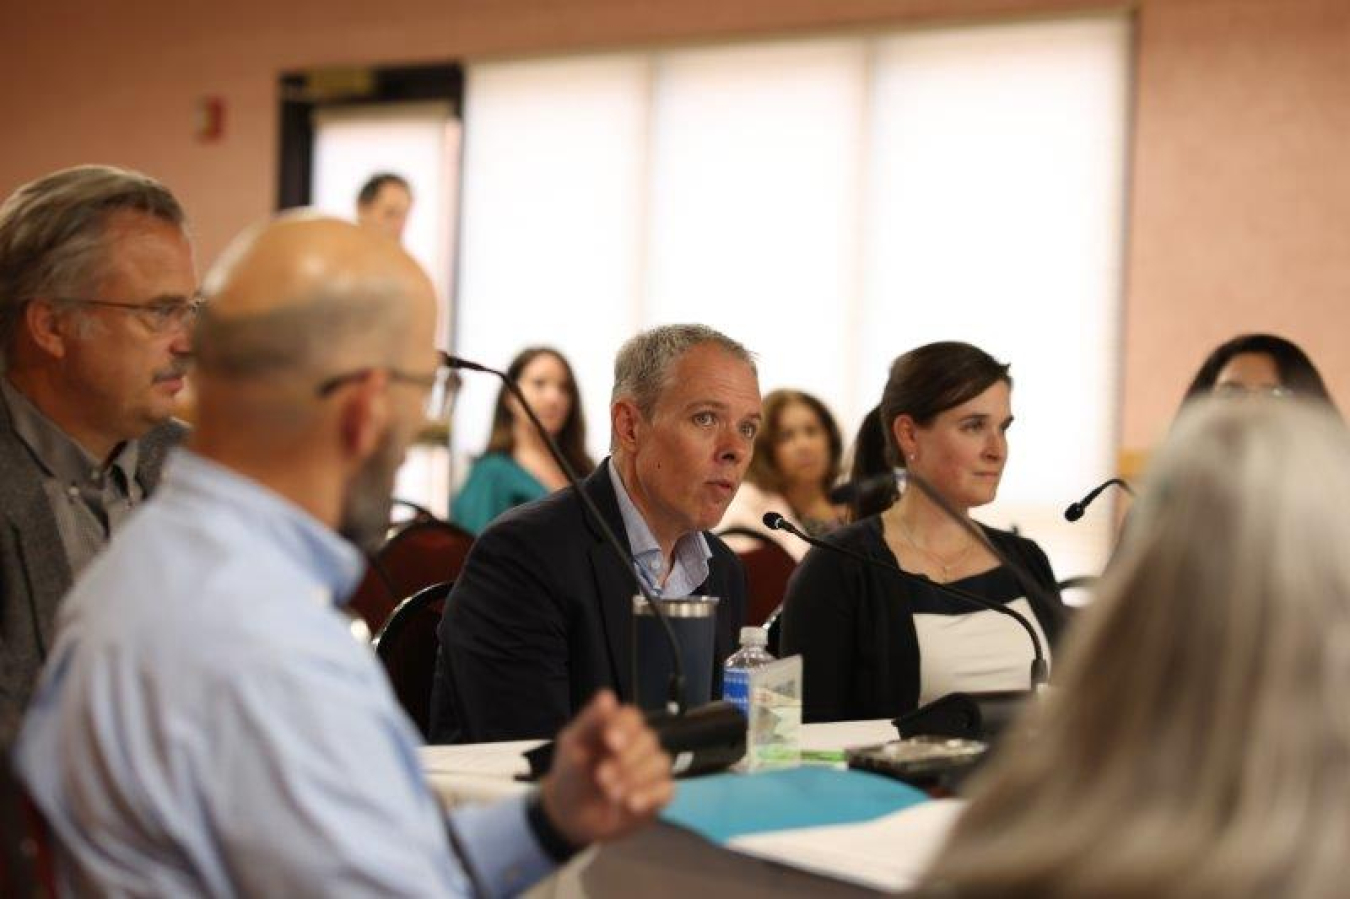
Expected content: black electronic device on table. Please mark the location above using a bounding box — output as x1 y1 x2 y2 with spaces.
846 735 988 792
861 689 1038 790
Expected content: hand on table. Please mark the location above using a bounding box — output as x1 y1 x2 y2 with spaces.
539 690 673 848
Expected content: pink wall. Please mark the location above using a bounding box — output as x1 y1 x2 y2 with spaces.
0 0 1110 265
1123 0 1350 449
2 0 1346 457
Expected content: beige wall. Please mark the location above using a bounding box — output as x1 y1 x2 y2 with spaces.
1 0 1346 456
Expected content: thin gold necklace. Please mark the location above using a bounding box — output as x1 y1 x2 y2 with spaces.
897 518 974 581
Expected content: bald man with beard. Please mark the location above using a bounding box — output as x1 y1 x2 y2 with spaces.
14 216 672 897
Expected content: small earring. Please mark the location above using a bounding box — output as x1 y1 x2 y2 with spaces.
907 454 916 463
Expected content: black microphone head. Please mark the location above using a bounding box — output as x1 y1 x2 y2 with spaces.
762 512 786 531
1063 503 1084 522
444 354 490 373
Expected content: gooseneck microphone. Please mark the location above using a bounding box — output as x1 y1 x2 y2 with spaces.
763 510 1049 691
448 353 745 777
1064 477 1135 522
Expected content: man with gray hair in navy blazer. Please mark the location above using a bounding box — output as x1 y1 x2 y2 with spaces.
432 324 761 743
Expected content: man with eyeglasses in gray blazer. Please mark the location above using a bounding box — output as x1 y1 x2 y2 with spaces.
0 165 197 742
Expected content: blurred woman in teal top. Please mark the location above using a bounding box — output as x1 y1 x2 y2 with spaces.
452 347 594 534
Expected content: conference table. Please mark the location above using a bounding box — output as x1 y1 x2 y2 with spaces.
420 720 963 897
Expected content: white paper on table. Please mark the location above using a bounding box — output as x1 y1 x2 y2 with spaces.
419 740 541 778
419 741 541 807
726 798 965 893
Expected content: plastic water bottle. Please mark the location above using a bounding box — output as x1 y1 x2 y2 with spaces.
722 627 775 717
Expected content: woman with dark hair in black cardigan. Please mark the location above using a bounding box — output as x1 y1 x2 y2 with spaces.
781 342 1067 722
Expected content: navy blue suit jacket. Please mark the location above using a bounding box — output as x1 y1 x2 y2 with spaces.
430 459 748 743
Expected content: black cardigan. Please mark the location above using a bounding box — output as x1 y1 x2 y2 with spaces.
779 515 1066 722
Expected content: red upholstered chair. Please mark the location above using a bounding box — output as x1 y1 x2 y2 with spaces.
716 527 799 629
347 509 475 635
374 581 453 740
0 761 56 899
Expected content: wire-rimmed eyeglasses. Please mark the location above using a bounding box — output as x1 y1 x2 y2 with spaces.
317 350 460 421
1213 382 1292 399
54 294 205 334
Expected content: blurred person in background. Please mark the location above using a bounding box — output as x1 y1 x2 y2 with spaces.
355 172 413 243
1183 333 1333 406
922 397 1350 898
452 346 594 535
718 388 845 560
781 341 1066 722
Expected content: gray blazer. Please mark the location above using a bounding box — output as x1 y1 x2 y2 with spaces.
0 397 185 743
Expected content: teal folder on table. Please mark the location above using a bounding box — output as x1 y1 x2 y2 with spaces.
661 766 928 844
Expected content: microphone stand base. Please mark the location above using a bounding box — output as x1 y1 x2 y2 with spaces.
524 701 747 780
891 690 1030 744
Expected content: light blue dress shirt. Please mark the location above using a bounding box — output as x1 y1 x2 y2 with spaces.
15 449 554 898
607 461 712 597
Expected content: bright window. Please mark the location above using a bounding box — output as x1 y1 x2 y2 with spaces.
454 14 1131 580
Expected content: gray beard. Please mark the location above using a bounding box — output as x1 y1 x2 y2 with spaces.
338 429 401 555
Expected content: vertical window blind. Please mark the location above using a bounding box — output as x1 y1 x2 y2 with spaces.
453 14 1131 582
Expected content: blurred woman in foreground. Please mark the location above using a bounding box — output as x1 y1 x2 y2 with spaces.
922 397 1350 898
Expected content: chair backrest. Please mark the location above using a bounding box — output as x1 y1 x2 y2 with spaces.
374 581 453 739
347 517 475 634
717 527 799 628
0 760 55 899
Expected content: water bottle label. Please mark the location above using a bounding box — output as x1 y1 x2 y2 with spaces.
723 668 750 716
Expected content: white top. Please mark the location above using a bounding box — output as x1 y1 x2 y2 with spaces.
913 597 1051 705
716 481 810 561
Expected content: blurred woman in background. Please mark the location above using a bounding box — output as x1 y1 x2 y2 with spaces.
452 347 593 535
922 397 1350 898
1183 333 1333 405
781 342 1066 721
719 388 846 560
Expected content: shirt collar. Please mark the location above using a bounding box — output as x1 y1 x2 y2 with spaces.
606 458 711 596
162 448 365 603
1 376 139 489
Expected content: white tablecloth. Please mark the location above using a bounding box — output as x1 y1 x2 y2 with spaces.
420 719 958 896
419 719 900 808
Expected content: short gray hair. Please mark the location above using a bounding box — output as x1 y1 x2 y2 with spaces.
0 165 186 358
611 324 755 418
